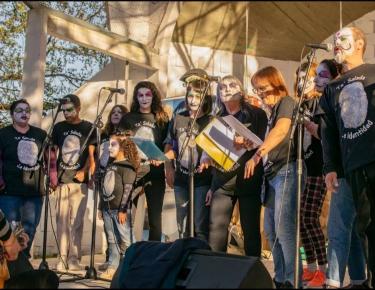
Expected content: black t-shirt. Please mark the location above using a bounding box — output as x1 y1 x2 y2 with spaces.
264 95 298 179
52 120 97 184
318 63 375 174
0 125 47 196
119 112 169 179
164 110 212 187
100 160 136 211
302 98 323 177
210 104 268 194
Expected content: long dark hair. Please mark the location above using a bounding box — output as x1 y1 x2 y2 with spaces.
130 81 169 127
320 59 341 79
103 104 128 136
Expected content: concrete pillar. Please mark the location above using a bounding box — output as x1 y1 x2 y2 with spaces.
21 8 47 127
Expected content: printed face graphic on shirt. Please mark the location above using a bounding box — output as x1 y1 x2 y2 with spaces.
134 126 155 160
339 81 368 128
100 140 110 167
178 131 198 169
303 127 312 152
219 79 242 103
110 107 124 125
62 135 81 166
103 170 115 199
12 103 31 126
17 140 38 167
108 138 120 159
297 71 315 96
314 63 333 93
334 28 355 64
137 88 153 112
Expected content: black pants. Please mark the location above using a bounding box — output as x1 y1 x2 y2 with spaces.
347 162 375 287
208 172 263 257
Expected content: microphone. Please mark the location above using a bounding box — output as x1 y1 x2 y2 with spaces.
305 43 333 52
102 87 126 94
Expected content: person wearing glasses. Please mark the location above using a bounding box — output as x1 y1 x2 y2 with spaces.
204 75 268 258
51 94 96 271
0 99 47 258
246 66 306 288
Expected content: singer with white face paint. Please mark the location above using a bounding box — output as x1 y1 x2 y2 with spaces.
318 26 375 288
164 71 213 241
0 99 47 258
119 81 169 242
204 75 268 259
250 66 303 288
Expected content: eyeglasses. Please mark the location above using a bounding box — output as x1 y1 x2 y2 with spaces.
61 107 75 113
14 108 31 114
252 86 273 95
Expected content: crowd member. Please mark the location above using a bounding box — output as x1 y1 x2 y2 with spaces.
247 66 305 288
318 26 375 287
204 75 268 258
98 133 139 279
0 99 47 258
51 94 96 271
294 62 328 287
164 69 212 241
0 209 22 262
315 59 367 288
97 104 128 271
119 81 169 241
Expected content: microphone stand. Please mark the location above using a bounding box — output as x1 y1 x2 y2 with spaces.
38 103 62 270
178 81 211 237
290 48 316 288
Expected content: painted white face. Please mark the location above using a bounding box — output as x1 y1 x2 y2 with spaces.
297 71 315 96
186 87 203 112
314 63 333 93
334 27 355 64
12 103 31 126
110 106 123 125
137 88 153 112
61 103 78 122
108 138 120 158
219 79 242 103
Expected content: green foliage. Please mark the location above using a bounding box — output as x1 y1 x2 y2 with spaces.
0 1 111 121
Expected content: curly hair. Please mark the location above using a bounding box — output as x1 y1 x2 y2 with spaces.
130 81 169 127
103 104 128 136
110 133 140 173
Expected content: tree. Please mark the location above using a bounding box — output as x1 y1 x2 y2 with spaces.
0 1 110 122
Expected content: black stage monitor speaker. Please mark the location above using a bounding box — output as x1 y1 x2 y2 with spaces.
175 249 274 289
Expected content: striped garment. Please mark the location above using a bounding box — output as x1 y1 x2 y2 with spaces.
0 209 11 242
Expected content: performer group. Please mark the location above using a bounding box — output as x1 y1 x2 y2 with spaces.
1 26 374 289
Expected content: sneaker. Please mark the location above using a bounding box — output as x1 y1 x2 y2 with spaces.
343 281 370 289
303 268 316 282
98 262 109 271
68 259 84 271
273 278 284 289
306 270 326 288
99 267 117 280
280 281 294 288
56 259 68 271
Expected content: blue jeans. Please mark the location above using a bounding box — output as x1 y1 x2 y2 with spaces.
102 209 132 269
0 195 43 257
263 162 306 287
326 178 367 287
174 185 210 241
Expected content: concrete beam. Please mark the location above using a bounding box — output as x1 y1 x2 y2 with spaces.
20 7 48 126
44 6 159 70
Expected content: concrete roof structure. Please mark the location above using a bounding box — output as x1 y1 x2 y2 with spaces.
172 1 375 60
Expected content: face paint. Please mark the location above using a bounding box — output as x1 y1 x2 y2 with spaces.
137 88 153 112
61 103 78 122
109 138 120 158
219 80 242 103
334 27 355 64
297 71 315 96
186 86 203 112
111 107 124 125
12 103 31 126
314 63 333 93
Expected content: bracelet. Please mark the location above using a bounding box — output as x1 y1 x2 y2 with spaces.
255 151 262 158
